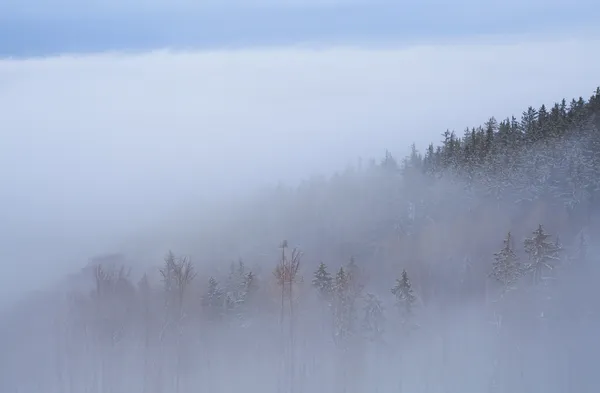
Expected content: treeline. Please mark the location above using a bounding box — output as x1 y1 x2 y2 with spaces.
2 220 592 393
406 87 600 189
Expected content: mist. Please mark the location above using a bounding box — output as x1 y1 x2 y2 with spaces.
1 31 600 392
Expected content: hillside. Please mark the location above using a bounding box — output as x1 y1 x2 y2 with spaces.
119 87 600 293
1 87 600 393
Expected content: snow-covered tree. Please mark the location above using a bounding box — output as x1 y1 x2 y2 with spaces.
312 262 333 301
490 232 522 291
391 269 416 326
346 256 365 298
243 271 258 301
573 231 588 265
361 293 385 342
332 267 356 346
159 251 196 318
225 259 249 306
523 224 561 284
202 277 224 321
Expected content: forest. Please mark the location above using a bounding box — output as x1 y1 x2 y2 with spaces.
1 87 599 393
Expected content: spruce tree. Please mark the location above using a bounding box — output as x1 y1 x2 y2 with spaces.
362 293 385 342
490 232 522 291
234 271 258 324
346 257 359 283
346 257 365 303
244 271 258 298
523 224 561 284
225 259 247 304
391 269 416 325
312 262 333 301
332 267 354 346
203 277 224 321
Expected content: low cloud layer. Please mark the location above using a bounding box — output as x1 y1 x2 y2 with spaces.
1 35 600 299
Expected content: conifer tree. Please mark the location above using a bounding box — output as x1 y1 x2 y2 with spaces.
312 262 333 301
243 271 258 300
345 256 365 295
523 224 561 284
202 277 224 321
362 293 385 342
490 232 522 291
391 269 416 325
232 270 258 325
332 267 354 345
225 259 247 305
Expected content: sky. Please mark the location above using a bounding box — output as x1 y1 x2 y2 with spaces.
1 0 600 56
1 0 600 300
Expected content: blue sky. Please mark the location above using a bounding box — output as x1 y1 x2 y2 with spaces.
1 1 599 56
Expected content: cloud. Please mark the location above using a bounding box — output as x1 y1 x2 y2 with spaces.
2 1 599 57
1 35 600 298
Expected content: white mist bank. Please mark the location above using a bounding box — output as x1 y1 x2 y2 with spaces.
1 35 600 300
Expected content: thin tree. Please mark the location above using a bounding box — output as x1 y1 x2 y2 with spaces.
159 250 196 393
91 264 134 393
573 231 588 265
202 277 225 322
137 274 153 393
332 267 351 346
273 240 302 393
391 269 416 329
362 293 385 343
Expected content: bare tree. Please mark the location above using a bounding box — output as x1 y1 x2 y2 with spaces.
273 240 302 393
91 263 135 393
158 250 197 393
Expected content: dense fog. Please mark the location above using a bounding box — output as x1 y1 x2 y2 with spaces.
3 40 600 302
1 78 599 392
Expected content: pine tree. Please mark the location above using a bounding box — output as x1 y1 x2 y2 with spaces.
345 257 365 306
554 235 562 264
391 269 416 325
225 259 247 305
312 262 333 301
236 269 258 307
523 224 561 284
346 257 359 282
233 271 258 325
490 232 522 291
244 271 258 299
202 277 224 320
332 267 354 346
334 267 348 297
362 293 385 342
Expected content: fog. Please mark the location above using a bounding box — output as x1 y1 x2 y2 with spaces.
1 33 600 392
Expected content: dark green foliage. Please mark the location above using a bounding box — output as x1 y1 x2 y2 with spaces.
406 87 600 216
